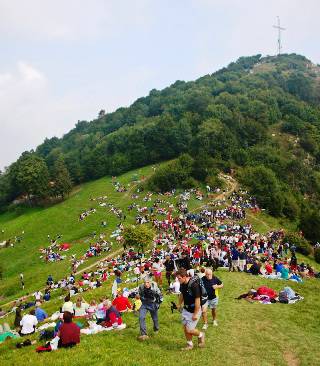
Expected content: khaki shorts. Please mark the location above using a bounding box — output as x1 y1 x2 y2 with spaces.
202 298 218 310
181 308 201 330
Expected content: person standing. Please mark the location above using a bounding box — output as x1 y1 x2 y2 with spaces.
33 290 43 303
20 273 24 290
176 268 205 350
138 277 162 341
152 258 163 288
164 255 175 287
201 269 223 329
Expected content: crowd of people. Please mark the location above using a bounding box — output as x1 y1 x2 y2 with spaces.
1 178 318 354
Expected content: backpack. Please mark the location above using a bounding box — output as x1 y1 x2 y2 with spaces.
139 282 163 306
283 287 296 300
279 290 289 304
188 275 208 306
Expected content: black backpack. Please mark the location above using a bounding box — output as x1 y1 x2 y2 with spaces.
188 275 208 306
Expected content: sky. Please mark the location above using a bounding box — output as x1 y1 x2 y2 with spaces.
0 0 319 170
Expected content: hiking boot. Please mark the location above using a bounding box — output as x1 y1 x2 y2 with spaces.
181 344 193 351
202 323 208 330
137 335 149 341
198 332 205 348
213 320 218 326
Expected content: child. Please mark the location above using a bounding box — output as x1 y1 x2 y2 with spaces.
95 299 106 324
132 294 142 315
86 300 97 318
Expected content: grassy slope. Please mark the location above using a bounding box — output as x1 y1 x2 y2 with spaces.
1 167 320 365
0 165 153 302
1 271 319 366
0 164 209 304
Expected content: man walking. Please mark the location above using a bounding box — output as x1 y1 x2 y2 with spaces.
138 277 162 341
201 268 223 329
176 268 205 350
164 255 175 287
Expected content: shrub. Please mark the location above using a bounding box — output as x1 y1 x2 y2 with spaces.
283 233 312 256
181 177 198 189
314 248 320 264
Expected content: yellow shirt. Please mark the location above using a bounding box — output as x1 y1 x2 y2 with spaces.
133 299 142 311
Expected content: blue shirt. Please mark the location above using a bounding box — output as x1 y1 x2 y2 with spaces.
35 307 48 322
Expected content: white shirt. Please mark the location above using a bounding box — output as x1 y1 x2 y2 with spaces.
33 291 43 300
62 301 74 313
74 302 89 316
172 279 180 294
20 314 38 334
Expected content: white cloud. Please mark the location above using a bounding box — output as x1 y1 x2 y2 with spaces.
0 61 156 170
0 62 76 169
0 0 152 41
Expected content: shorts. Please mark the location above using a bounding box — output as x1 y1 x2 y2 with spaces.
181 308 201 330
203 298 219 309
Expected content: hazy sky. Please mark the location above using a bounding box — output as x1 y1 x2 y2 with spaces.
0 0 319 170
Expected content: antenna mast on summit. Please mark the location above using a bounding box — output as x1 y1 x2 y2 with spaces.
273 16 286 55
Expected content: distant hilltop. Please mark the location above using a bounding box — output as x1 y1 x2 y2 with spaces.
1 53 320 243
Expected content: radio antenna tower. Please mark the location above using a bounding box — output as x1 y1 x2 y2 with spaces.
273 16 286 55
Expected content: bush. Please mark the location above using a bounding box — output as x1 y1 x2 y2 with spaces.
181 177 198 189
206 175 224 189
283 233 312 256
314 248 320 264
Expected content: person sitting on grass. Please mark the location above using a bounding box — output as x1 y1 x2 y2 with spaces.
95 299 107 324
14 307 22 331
101 300 123 328
73 297 89 317
61 294 74 314
112 290 132 313
86 300 97 318
57 311 80 348
35 303 48 322
20 309 38 336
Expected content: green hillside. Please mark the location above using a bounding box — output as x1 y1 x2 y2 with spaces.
1 54 320 242
1 166 320 365
0 164 213 303
1 271 320 366
1 54 320 365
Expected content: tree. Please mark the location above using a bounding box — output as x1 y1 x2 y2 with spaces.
123 225 154 252
299 209 320 244
98 109 106 118
12 152 50 200
51 156 72 199
239 165 284 216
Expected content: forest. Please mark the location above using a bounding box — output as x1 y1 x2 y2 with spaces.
1 53 320 242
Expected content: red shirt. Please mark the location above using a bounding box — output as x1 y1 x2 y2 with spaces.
59 322 80 345
112 296 132 312
265 263 273 274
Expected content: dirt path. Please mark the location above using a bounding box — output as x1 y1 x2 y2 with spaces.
193 173 238 213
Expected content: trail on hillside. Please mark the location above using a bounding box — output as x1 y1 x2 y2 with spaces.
193 173 238 213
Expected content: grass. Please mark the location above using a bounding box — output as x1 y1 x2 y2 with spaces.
0 166 319 365
1 270 320 366
0 164 207 304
